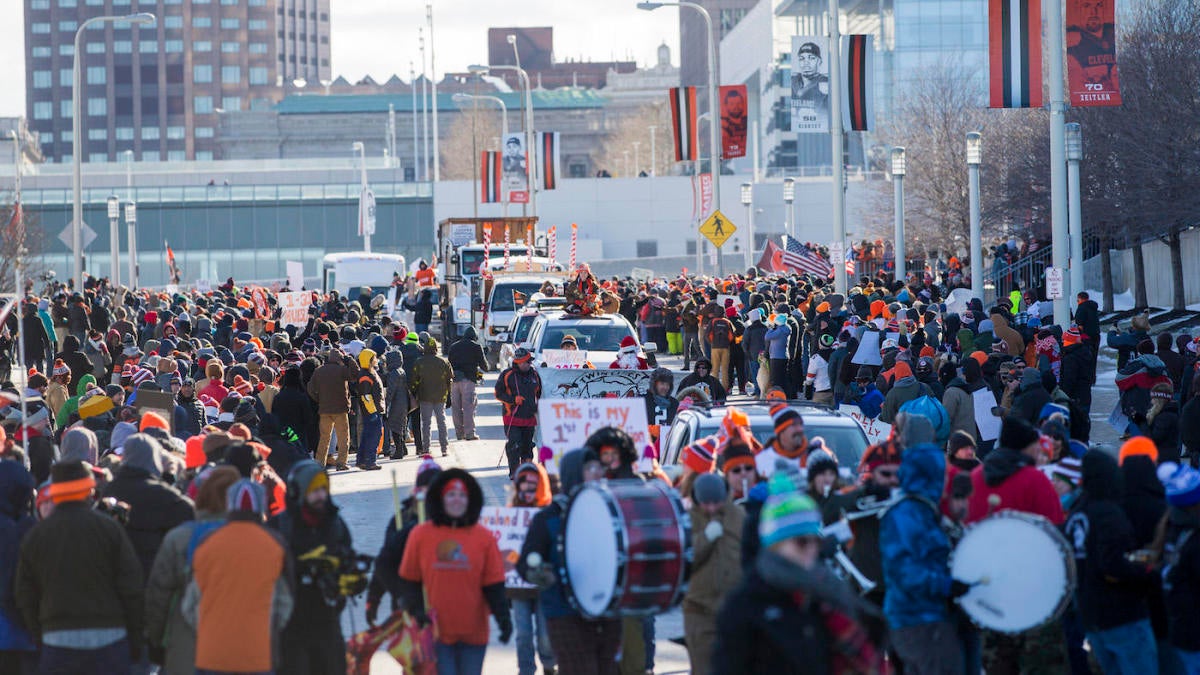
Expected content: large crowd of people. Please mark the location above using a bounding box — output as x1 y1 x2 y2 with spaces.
0 260 1197 675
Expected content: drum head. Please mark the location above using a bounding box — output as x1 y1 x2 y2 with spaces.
951 513 1073 634
564 487 620 618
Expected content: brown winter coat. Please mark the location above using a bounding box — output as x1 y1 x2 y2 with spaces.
305 354 359 415
683 500 745 616
990 312 1025 357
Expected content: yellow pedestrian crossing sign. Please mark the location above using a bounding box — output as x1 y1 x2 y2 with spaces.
699 209 737 249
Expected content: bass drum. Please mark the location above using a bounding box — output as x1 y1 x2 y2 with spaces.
559 479 691 619
950 511 1076 634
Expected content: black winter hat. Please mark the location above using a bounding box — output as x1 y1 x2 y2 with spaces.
1000 417 1040 451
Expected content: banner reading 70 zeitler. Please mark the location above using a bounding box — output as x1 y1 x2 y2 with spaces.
1066 0 1121 106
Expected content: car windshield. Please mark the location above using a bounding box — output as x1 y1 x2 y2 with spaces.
698 417 866 468
542 323 635 352
490 283 544 312
463 249 531 275
513 316 535 342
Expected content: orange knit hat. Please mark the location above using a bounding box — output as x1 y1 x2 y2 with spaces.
1118 436 1158 465
140 411 169 432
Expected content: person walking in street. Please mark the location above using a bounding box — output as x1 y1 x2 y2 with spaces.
706 308 735 392
306 348 359 471
0 461 37 674
16 460 145 674
399 468 512 675
495 348 542 479
448 326 488 441
382 349 413 459
355 348 385 470
684 473 744 675
22 301 54 377
508 463 556 675
412 337 453 457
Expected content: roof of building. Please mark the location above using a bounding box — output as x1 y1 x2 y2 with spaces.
274 89 609 115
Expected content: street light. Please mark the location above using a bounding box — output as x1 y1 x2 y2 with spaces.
125 201 138 289
473 62 535 217
453 93 509 217
740 182 754 271
783 177 795 239
891 147 906 283
71 12 155 287
966 132 983 297
352 141 371 252
107 195 120 287
1065 122 1084 299
638 0 723 274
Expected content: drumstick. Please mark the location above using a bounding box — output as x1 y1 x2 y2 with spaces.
986 494 1001 517
527 552 543 568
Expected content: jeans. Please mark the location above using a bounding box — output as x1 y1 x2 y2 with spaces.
513 598 555 675
681 331 700 369
641 614 656 670
748 357 761 396
451 379 478 438
1087 619 1158 675
357 412 382 467
38 638 130 675
1178 648 1200 675
316 413 349 467
506 425 536 477
892 621 964 675
434 642 486 675
420 401 449 453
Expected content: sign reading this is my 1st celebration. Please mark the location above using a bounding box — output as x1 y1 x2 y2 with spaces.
537 398 650 451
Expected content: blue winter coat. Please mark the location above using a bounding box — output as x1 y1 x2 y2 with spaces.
764 325 791 360
0 462 36 651
880 443 952 629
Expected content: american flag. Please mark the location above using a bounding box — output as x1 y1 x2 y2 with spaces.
781 235 832 277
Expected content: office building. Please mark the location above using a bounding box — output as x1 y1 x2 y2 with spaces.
23 0 331 164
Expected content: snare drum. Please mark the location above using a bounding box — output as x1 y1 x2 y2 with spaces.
950 511 1076 634
559 479 691 618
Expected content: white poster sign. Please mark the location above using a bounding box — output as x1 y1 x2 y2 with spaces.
278 291 310 328
837 404 893 446
541 348 588 369
1046 267 1064 300
358 187 377 236
972 388 1001 442
537 397 651 452
479 506 538 590
449 223 476 247
286 260 305 291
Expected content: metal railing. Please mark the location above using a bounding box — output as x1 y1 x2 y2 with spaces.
985 247 1053 302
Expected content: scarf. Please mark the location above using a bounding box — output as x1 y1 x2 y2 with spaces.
756 551 884 674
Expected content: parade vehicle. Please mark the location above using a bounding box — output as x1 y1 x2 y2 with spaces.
660 401 868 480
319 252 407 297
523 309 641 368
480 272 570 369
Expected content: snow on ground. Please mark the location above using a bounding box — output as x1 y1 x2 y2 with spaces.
1085 289 1136 312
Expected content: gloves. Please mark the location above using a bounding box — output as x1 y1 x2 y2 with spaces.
365 600 379 627
497 613 514 644
704 520 724 541
950 579 972 599
514 395 526 406
526 565 558 590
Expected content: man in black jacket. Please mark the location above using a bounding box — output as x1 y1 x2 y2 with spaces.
1073 292 1101 366
55 334 93 395
1064 451 1159 674
21 302 53 375
447 326 489 441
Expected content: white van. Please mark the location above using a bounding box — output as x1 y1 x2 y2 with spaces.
481 272 567 367
320 252 407 298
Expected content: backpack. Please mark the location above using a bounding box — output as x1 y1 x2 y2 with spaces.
710 320 732 345
899 394 951 444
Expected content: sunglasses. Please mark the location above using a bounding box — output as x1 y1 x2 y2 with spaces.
728 464 755 474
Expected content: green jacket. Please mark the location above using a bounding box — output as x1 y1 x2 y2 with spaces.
410 354 452 403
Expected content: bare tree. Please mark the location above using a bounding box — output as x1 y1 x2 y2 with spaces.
439 103 503 181
593 102 677 178
0 201 46 294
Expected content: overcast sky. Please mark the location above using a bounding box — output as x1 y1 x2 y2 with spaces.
0 0 680 117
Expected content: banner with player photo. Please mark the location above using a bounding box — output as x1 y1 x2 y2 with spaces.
1066 0 1121 106
502 133 529 204
719 85 748 159
790 36 830 134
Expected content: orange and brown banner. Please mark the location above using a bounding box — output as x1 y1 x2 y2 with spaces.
668 86 698 162
538 132 560 190
988 0 1044 108
841 35 874 131
1067 0 1120 106
480 151 502 204
719 85 748 159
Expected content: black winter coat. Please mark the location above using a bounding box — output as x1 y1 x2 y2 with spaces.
1074 299 1101 346
272 386 318 454
1181 396 1200 460
1163 507 1200 651
21 312 52 363
447 332 488 381
1059 343 1095 408
101 466 195 585
1149 403 1182 464
175 394 206 438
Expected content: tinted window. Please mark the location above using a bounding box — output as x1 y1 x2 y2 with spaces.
489 283 544 312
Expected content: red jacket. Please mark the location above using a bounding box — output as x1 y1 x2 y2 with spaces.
965 463 1064 525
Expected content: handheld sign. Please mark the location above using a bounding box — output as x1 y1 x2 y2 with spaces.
537 398 651 451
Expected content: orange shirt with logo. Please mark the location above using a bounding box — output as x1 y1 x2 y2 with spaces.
400 522 505 645
415 268 437 287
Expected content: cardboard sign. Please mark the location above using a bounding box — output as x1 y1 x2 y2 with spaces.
837 404 892 446
479 506 538 590
278 291 310 328
286 260 305 291
631 267 655 282
133 390 177 434
540 349 588 369
537 397 651 451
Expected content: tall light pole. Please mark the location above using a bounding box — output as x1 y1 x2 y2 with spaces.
1046 0 1070 323
827 0 847 293
454 93 509 217
410 62 419 182
633 141 641 175
107 195 120 287
419 28 429 183
427 1 440 182
72 12 156 287
353 141 371 252
967 132 983 297
891 147 906 283
740 182 754 271
474 62 534 217
783 177 795 239
125 201 138 289
648 125 657 176
1065 122 1084 303
638 1 722 273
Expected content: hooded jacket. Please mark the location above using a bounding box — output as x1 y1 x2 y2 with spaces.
271 368 317 453
966 446 1063 525
101 435 196 581
447 327 489 381
495 364 541 426
305 352 358 415
382 350 412 435
989 312 1024 357
1064 451 1154 631
879 363 928 424
56 335 94 393
942 375 980 440
881 443 953 629
1162 506 1200 651
0 463 36 652
411 348 453 403
685 498 745 616
399 468 507 646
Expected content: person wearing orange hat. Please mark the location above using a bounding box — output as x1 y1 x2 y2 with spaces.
879 361 929 424
15 460 146 673
495 348 542 479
